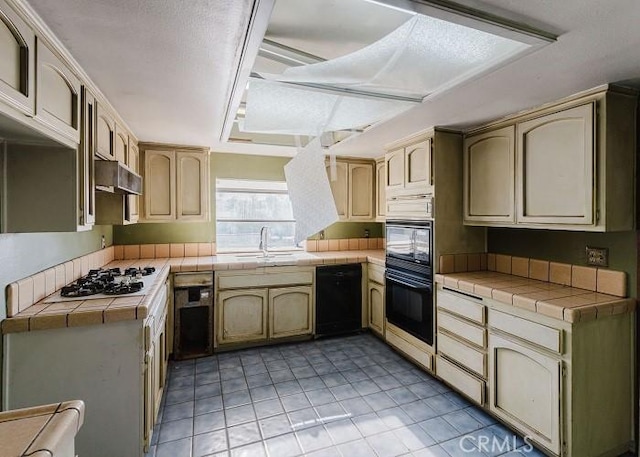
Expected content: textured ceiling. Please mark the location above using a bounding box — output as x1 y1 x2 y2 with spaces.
27 0 254 147
25 0 640 158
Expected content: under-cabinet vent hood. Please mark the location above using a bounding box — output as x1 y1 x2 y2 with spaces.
95 160 142 195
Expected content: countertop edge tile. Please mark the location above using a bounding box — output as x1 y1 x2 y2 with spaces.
438 271 635 323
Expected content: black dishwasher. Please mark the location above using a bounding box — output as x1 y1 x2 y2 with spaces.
316 264 362 336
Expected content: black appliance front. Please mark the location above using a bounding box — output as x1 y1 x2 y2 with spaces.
316 264 362 336
386 220 432 267
385 268 433 345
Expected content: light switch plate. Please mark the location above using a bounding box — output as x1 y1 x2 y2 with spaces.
586 246 608 267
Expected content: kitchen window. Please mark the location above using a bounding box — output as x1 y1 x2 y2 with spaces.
215 179 297 251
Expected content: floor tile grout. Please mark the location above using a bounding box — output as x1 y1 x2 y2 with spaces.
149 333 550 457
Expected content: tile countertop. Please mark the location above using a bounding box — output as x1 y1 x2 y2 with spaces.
435 270 636 323
2 250 384 334
0 400 84 457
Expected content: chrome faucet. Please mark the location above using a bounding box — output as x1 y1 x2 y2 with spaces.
259 226 270 257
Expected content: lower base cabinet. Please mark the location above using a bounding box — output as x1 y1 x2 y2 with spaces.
215 267 314 347
367 281 385 335
434 285 635 457
488 332 561 455
270 286 313 339
218 288 269 344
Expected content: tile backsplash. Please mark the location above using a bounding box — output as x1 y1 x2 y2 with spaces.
305 238 384 252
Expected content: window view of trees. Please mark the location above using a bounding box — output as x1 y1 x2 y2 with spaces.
216 180 296 250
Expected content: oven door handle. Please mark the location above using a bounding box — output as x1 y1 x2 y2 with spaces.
386 273 432 291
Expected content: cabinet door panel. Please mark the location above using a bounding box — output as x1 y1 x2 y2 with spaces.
177 151 208 220
464 126 515 223
349 163 373 220
218 289 268 343
79 87 95 228
368 281 384 335
326 161 348 220
269 286 313 338
145 150 176 220
114 123 128 164
375 160 386 220
517 103 594 225
0 0 34 115
95 103 115 160
36 42 80 141
385 148 404 196
404 139 432 194
489 333 561 455
128 142 139 222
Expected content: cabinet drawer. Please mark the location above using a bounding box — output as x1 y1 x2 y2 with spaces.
218 270 313 289
437 310 486 348
437 288 485 324
438 332 486 378
385 327 433 371
368 263 385 285
489 309 562 354
436 355 485 405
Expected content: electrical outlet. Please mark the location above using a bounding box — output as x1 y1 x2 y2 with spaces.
364 229 370 238
319 230 325 240
586 246 608 267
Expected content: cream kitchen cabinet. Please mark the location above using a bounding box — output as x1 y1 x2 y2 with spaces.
128 141 140 223
269 286 313 339
367 263 385 337
78 86 95 228
35 40 81 143
0 0 35 117
463 86 636 231
140 144 210 222
142 278 169 453
435 287 487 406
434 282 635 457
463 125 515 224
217 288 269 344
384 136 435 220
95 102 115 160
115 121 129 164
375 158 386 221
216 266 314 347
326 159 374 221
489 332 561 455
385 139 432 198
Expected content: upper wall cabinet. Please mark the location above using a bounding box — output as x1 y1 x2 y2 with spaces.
140 144 210 223
517 103 594 226
325 159 374 222
35 40 81 143
385 139 433 199
463 86 636 232
463 126 515 224
0 0 34 116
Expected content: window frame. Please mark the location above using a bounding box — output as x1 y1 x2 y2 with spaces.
215 178 299 253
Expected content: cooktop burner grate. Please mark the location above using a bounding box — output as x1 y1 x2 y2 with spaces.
59 266 154 298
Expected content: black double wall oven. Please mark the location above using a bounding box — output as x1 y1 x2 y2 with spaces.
385 220 433 346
